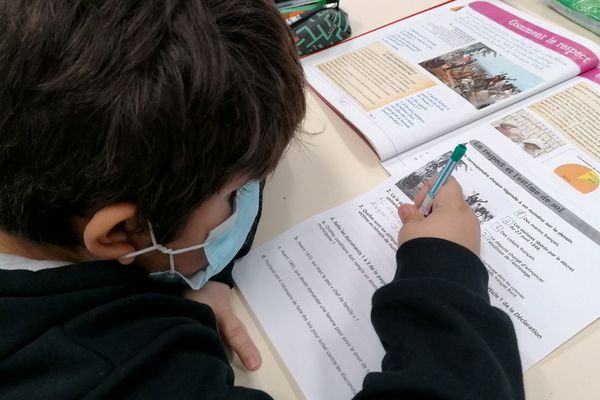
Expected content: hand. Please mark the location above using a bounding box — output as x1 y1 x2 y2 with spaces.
183 281 262 371
397 176 480 255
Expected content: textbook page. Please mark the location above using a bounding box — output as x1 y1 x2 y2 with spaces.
386 68 600 212
302 0 599 161
233 128 600 399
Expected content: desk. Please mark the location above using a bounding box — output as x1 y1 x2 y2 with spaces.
232 1 600 399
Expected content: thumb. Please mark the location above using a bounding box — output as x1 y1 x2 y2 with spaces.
218 310 262 371
398 203 424 224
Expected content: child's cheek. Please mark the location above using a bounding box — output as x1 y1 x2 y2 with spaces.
173 249 209 277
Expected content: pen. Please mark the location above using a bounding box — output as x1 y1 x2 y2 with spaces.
418 144 467 215
286 2 338 26
278 0 326 15
276 0 320 9
276 0 336 10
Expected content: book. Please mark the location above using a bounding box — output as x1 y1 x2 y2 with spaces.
301 0 599 161
233 1 600 399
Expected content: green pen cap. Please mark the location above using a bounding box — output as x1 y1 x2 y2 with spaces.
450 144 467 162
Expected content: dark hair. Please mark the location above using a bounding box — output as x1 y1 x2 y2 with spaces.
0 0 305 245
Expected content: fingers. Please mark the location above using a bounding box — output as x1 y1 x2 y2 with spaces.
430 176 465 210
398 203 423 224
217 310 262 371
413 178 434 207
182 282 263 371
397 175 480 254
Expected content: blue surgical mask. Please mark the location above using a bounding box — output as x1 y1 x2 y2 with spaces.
123 180 260 290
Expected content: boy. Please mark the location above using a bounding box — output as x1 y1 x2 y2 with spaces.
0 0 524 399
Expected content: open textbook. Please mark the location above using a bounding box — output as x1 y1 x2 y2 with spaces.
301 0 600 161
233 67 600 400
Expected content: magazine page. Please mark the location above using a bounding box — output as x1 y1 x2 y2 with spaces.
233 127 600 399
386 67 600 212
302 0 599 161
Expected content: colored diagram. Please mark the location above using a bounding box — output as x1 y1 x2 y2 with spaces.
554 164 599 194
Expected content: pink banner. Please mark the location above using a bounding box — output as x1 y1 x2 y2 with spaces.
469 1 598 72
582 69 600 85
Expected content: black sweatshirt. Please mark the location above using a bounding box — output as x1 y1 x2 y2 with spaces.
0 238 524 400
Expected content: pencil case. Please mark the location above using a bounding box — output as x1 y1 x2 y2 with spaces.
547 0 600 35
277 1 352 56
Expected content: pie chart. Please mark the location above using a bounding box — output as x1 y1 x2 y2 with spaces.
554 164 599 194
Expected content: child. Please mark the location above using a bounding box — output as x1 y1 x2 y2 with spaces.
0 0 524 399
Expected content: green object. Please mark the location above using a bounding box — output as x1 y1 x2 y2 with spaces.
548 0 600 35
291 7 351 56
451 144 467 162
278 0 326 15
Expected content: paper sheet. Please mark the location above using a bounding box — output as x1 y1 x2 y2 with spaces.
234 123 600 399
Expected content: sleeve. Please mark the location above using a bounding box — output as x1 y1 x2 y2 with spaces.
3 268 274 400
85 294 274 400
209 181 265 288
354 238 525 400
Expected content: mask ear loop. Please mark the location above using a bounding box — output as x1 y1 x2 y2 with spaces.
164 241 209 255
121 221 161 258
122 221 211 276
161 240 210 275
168 253 176 275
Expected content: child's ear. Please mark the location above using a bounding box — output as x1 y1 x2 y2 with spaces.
82 203 139 265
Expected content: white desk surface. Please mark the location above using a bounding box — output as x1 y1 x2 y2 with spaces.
231 1 600 399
